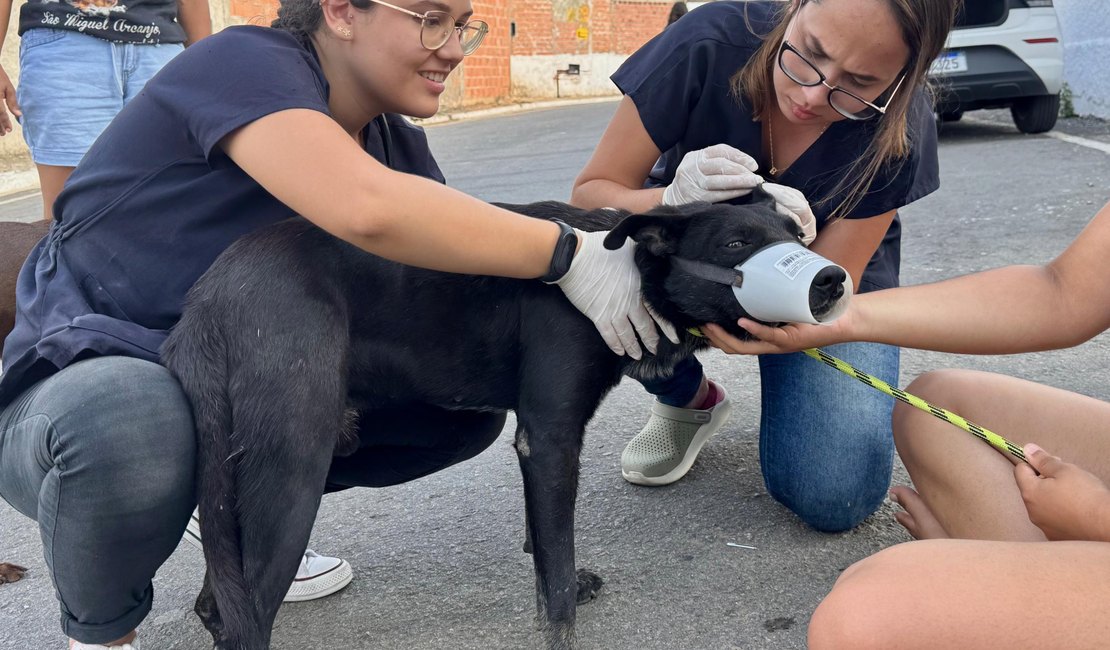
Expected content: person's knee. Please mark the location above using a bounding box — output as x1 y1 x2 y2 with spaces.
766 458 890 532
810 542 937 649
893 369 979 464
808 550 902 650
52 358 196 509
779 487 886 532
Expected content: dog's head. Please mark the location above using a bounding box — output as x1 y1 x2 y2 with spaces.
603 187 848 339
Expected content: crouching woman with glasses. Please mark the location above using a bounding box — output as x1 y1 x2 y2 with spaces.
0 0 677 648
572 0 959 532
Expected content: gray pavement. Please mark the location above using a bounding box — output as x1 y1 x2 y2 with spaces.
2 101 1109 649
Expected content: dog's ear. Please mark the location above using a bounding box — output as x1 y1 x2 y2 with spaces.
604 208 692 255
750 184 780 212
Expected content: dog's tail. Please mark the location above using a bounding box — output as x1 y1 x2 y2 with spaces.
163 311 265 649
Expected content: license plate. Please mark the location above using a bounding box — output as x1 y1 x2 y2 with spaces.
930 51 967 75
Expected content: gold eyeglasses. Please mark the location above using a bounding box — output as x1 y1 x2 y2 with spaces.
365 0 489 55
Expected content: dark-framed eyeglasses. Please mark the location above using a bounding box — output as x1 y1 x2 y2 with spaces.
365 0 489 55
777 40 905 121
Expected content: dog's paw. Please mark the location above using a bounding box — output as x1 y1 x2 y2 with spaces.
575 568 603 605
0 562 27 584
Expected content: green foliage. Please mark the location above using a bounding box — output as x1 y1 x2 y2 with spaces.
1059 82 1077 118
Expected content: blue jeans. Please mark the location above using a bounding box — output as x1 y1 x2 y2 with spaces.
17 29 184 166
641 342 900 532
0 357 196 644
0 357 504 643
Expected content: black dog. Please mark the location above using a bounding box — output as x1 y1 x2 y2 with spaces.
161 188 845 650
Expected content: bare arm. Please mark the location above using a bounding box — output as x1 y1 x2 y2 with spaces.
707 199 1110 355
570 96 667 211
176 0 211 46
222 109 561 279
0 0 19 134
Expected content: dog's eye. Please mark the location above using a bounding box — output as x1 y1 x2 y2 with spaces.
725 240 749 248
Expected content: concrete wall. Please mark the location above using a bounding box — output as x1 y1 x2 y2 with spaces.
511 52 627 98
1056 0 1110 119
498 0 669 101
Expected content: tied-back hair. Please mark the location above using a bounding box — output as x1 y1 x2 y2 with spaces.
667 2 689 27
272 0 374 45
732 0 960 221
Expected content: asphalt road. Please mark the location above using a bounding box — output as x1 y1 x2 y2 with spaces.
2 101 1109 649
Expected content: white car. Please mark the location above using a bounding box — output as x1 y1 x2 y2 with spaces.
929 0 1064 133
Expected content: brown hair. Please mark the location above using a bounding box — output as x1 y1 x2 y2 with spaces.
272 0 375 45
732 0 959 220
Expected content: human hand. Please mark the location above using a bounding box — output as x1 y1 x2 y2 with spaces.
661 144 762 206
1015 443 1110 541
554 229 680 359
761 182 817 246
701 307 856 355
0 65 21 136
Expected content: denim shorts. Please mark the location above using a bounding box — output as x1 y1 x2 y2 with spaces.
16 28 184 167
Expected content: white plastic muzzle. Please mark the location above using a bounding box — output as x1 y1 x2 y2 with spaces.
731 242 853 324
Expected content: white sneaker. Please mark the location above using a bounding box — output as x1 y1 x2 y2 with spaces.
183 510 353 602
284 550 353 602
71 638 139 650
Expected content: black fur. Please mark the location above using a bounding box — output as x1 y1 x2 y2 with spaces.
161 189 828 650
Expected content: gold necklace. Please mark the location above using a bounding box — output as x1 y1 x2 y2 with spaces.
768 114 829 177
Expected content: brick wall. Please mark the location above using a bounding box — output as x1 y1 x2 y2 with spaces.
455 0 513 106
229 0 673 107
507 0 668 57
229 0 279 25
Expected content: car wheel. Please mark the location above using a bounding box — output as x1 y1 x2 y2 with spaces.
938 109 964 122
1011 94 1060 134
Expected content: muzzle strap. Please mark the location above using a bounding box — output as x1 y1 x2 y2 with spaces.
671 257 743 288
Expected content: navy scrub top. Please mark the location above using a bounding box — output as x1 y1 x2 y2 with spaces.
0 26 446 406
612 0 940 292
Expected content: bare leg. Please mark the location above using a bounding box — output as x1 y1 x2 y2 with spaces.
36 164 74 222
892 369 1110 541
809 538 1110 650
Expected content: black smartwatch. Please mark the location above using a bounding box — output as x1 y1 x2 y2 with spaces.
540 219 579 283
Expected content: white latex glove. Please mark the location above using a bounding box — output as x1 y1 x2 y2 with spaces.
552 229 680 359
761 182 818 246
661 144 763 206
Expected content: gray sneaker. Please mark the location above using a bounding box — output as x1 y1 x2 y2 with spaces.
621 387 732 486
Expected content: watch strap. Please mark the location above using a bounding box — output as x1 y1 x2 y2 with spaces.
540 219 578 283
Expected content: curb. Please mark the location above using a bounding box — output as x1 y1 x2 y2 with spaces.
414 95 621 126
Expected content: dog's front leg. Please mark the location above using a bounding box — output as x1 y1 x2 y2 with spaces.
515 420 591 650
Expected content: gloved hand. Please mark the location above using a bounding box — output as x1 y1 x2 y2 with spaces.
761 182 818 246
552 229 680 359
661 144 763 206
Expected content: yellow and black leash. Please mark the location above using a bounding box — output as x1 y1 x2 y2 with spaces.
801 347 1027 463
686 327 1026 463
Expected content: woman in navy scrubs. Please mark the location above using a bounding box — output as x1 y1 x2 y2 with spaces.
572 0 958 532
0 0 671 647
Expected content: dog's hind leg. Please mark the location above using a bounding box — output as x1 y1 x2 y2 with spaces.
168 308 352 649
224 346 351 648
